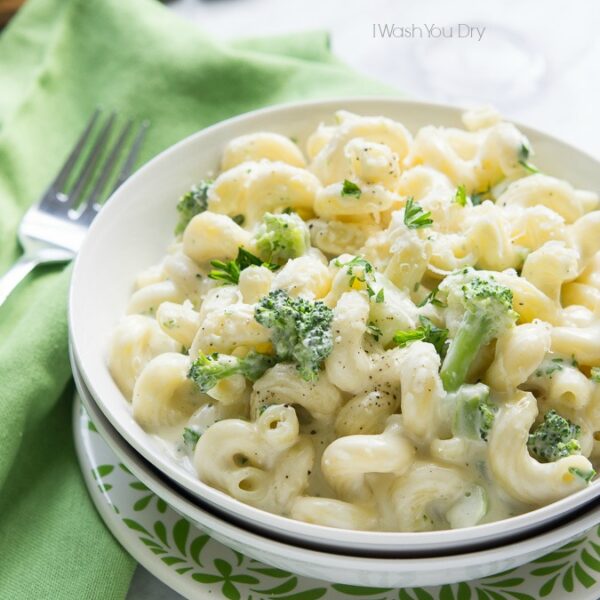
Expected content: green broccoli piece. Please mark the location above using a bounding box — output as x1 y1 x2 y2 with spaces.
439 269 518 392
448 383 497 441
254 212 310 264
174 180 212 235
188 351 276 391
254 289 333 381
237 351 278 381
528 410 581 463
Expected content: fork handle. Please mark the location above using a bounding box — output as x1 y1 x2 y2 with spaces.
0 249 73 307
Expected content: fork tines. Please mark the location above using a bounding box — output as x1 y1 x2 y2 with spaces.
41 110 149 224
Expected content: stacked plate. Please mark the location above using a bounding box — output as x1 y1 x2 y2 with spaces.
69 98 600 589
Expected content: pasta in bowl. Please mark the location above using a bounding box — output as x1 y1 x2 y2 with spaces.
106 107 599 534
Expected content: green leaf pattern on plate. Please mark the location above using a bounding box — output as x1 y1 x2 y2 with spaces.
85 414 600 600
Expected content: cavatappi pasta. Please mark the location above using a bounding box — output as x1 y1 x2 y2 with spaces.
108 108 599 532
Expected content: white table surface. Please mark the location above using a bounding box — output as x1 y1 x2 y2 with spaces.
127 1 600 597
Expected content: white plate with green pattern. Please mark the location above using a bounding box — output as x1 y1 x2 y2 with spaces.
74 396 600 600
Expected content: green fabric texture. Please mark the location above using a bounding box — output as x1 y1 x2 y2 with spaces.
0 0 394 597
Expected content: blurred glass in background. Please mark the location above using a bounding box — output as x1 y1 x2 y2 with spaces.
172 0 600 157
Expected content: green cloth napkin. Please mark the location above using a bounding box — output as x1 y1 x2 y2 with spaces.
0 0 394 597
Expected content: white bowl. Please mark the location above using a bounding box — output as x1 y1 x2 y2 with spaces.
69 97 600 555
71 346 600 587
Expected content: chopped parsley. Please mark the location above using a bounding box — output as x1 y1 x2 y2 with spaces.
455 184 467 207
546 362 564 377
392 316 448 357
404 197 433 229
569 467 596 484
232 214 245 226
366 321 383 341
341 179 362 199
417 287 446 308
334 256 379 299
535 358 569 378
591 367 600 383
392 328 427 347
182 427 201 450
470 190 487 206
208 247 278 285
518 144 539 174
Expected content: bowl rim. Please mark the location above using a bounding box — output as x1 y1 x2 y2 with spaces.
72 340 600 560
69 95 600 552
74 354 600 571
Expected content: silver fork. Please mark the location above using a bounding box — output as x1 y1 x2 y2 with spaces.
0 110 148 306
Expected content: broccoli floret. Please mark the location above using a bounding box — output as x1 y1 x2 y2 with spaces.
448 383 497 441
188 351 276 391
528 410 581 463
174 180 212 235
254 289 333 381
439 269 518 391
237 350 278 381
254 212 310 264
